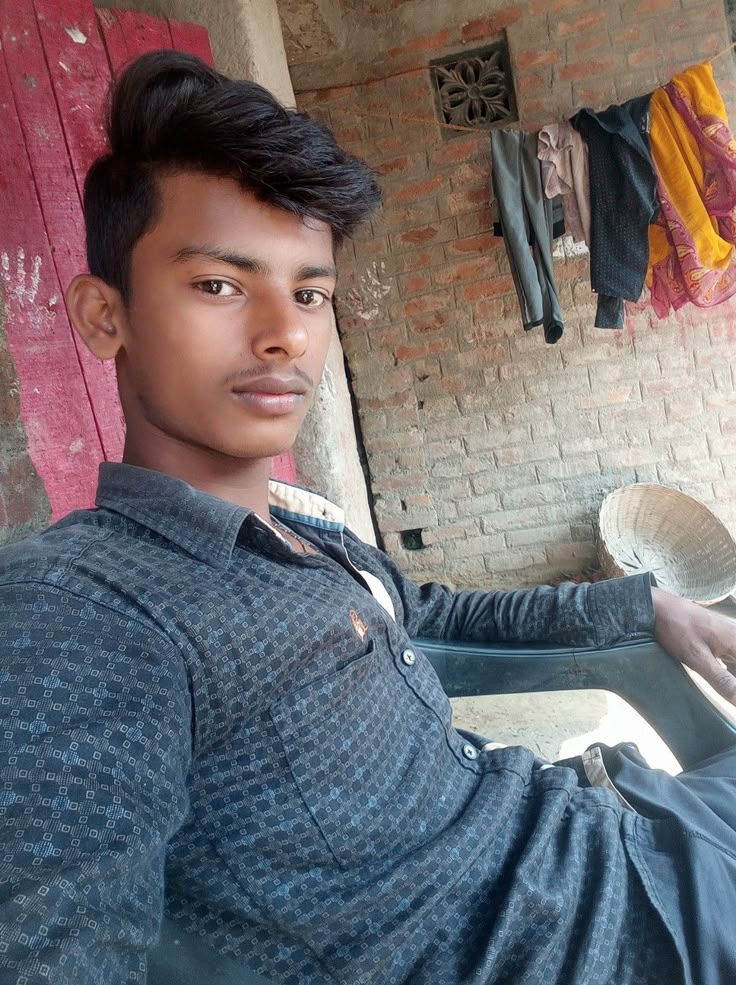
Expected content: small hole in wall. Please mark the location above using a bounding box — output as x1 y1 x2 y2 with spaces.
417 400 424 410
400 528 425 551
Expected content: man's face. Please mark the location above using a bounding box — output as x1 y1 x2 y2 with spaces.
118 171 337 462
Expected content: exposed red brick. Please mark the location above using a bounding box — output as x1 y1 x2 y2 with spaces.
431 136 484 167
409 312 451 334
399 225 438 245
621 25 643 43
694 32 726 58
457 208 495 237
573 81 617 106
632 0 677 13
394 246 444 273
559 57 618 81
374 134 409 156
629 46 662 67
402 292 452 316
461 275 515 301
378 156 410 175
388 28 451 60
444 186 490 215
310 85 350 104
472 298 505 322
394 175 444 203
395 339 454 361
447 232 497 255
461 6 522 42
570 33 613 56
529 0 587 10
556 10 608 37
515 69 553 95
333 124 365 144
516 49 559 69
403 274 431 295
382 200 437 229
433 258 493 285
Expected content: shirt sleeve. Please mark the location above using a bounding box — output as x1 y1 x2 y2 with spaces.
0 582 192 985
345 532 656 648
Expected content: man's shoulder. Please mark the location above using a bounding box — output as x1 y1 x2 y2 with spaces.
0 507 117 590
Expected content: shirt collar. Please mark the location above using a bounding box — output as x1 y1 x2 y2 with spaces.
95 462 344 567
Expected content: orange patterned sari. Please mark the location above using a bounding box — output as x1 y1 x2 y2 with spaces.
648 62 736 318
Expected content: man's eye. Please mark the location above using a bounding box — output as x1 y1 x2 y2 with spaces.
295 289 327 308
198 280 238 296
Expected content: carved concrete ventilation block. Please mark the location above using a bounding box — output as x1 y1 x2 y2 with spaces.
431 42 517 130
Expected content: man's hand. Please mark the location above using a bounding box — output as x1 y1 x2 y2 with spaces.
652 586 736 704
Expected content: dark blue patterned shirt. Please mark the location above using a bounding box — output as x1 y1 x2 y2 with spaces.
0 464 677 984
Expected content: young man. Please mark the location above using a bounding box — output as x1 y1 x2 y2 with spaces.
2 51 736 985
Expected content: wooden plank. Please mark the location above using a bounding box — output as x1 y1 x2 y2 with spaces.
97 7 172 74
0 16 104 519
94 7 131 72
34 0 110 191
168 17 213 64
16 0 125 462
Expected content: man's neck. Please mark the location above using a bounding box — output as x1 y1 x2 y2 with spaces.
122 437 274 520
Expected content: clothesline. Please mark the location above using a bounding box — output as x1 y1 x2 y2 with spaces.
297 41 736 137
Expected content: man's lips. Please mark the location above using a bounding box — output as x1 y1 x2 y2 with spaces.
231 376 309 415
231 376 309 396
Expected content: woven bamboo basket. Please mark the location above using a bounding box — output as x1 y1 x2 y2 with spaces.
597 484 736 605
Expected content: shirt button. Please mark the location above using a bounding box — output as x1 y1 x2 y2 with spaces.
401 648 416 667
462 743 479 760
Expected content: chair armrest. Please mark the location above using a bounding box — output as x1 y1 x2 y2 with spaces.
415 636 736 769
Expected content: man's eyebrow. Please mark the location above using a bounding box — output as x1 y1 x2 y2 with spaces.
173 246 270 275
173 248 336 281
295 263 337 281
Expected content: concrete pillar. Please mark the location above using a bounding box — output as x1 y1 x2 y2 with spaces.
92 0 377 543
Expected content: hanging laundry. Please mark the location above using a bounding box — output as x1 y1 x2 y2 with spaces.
572 95 659 329
537 122 591 246
647 62 736 318
490 129 564 344
492 194 567 240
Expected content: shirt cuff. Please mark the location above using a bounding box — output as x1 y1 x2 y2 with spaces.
587 573 657 647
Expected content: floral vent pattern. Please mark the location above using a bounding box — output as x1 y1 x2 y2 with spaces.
431 43 517 130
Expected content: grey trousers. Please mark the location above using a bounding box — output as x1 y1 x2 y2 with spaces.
490 129 564 344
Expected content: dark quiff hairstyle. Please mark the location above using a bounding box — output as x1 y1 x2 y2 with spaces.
84 50 381 299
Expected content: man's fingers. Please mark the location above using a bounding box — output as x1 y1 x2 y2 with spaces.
698 652 736 705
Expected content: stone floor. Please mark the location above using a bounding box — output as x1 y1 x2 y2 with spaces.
450 598 736 775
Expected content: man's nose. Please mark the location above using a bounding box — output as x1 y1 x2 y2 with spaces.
250 293 309 361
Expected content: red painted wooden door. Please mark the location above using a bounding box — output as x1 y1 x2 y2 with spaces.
0 0 295 524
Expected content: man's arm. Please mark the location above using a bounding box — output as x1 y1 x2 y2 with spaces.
352 533 736 705
348 531 654 647
0 583 192 984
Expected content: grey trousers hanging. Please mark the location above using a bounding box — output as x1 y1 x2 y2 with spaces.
490 129 564 344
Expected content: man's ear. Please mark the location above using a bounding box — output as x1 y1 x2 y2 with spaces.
65 274 128 360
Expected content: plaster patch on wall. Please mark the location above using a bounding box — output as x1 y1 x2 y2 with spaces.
344 261 391 321
69 438 85 454
552 235 589 260
64 26 87 44
320 365 337 398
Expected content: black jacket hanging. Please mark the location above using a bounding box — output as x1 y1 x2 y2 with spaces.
572 95 659 329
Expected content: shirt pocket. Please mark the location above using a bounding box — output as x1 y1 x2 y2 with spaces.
270 641 448 870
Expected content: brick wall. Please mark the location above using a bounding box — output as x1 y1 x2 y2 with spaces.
291 0 736 589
